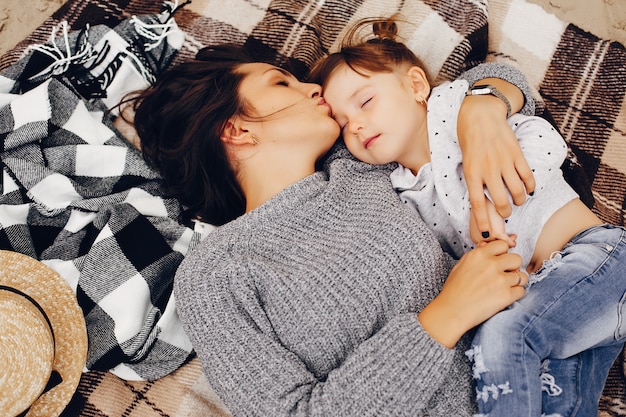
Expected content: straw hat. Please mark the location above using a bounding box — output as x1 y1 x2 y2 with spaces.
0 250 87 417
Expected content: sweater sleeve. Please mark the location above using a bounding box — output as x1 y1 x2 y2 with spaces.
460 62 536 116
175 260 473 417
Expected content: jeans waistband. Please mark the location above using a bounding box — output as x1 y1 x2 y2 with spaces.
568 223 625 246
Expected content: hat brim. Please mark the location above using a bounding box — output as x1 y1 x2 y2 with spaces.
0 250 87 416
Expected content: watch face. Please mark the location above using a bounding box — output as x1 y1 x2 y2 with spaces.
469 85 493 95
467 84 512 117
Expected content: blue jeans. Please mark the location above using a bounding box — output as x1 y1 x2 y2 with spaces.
468 224 626 417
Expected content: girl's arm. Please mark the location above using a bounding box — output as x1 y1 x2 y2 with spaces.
457 63 537 240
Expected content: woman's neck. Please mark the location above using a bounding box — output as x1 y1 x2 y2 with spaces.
241 161 317 212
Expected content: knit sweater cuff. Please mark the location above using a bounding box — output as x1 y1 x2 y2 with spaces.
329 312 461 415
460 62 536 116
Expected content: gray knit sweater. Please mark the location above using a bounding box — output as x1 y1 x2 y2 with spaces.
175 146 476 416
174 64 534 417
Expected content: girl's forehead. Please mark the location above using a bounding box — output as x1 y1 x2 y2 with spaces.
327 64 372 84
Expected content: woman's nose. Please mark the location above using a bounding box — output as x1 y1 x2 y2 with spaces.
308 83 322 98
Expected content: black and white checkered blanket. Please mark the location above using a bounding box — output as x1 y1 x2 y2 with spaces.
0 3 203 380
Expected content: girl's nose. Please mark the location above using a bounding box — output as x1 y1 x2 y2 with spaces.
346 118 362 136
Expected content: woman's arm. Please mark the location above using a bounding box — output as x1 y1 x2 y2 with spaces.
176 264 464 417
457 63 537 240
462 63 536 116
419 240 527 348
177 247 526 416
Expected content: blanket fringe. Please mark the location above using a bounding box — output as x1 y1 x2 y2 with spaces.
25 21 96 80
22 0 188 85
131 0 189 52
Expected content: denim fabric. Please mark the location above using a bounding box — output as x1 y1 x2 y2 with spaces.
469 224 626 417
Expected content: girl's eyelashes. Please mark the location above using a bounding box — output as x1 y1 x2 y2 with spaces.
276 80 289 86
361 97 372 108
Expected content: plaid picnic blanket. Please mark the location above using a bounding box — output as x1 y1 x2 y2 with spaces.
0 0 624 415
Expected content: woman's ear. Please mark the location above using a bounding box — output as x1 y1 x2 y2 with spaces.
221 117 256 146
406 66 431 102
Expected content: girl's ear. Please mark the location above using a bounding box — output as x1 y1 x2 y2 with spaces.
221 117 256 146
406 66 431 102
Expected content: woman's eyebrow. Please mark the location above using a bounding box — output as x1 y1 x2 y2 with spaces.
263 67 294 78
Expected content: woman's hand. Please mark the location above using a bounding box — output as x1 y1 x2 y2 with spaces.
418 240 527 348
457 79 535 239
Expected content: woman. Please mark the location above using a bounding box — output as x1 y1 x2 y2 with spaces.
132 45 532 416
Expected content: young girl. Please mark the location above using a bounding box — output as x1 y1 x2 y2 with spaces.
311 17 626 417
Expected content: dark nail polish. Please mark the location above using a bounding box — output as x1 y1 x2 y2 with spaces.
482 231 490 239
529 191 534 196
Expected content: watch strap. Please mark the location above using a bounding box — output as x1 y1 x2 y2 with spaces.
466 84 512 118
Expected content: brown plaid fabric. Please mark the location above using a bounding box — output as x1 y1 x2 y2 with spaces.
60 357 231 417
2 0 624 415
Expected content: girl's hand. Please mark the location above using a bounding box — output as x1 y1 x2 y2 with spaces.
457 80 536 240
469 195 517 248
418 240 527 348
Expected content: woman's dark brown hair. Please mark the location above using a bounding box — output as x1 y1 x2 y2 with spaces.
309 16 431 86
130 45 255 226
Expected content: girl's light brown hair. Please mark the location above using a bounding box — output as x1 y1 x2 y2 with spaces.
308 15 431 86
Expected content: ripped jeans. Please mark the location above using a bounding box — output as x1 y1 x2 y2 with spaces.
468 224 626 417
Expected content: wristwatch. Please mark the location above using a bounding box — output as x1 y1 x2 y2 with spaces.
465 84 512 118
